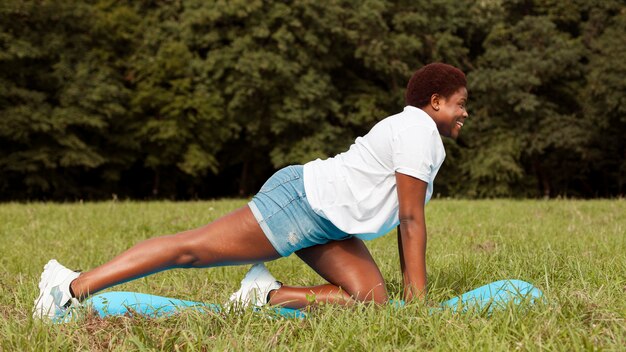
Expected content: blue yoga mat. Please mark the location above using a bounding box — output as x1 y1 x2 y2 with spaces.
81 279 542 319
84 291 306 319
435 279 543 313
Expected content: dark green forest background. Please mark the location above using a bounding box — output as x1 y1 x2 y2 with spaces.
1 0 624 200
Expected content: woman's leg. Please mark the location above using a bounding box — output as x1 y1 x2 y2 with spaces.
70 206 281 300
268 237 388 309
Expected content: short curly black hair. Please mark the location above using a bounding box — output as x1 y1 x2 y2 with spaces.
405 63 466 108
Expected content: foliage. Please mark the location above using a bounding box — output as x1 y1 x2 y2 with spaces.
0 0 624 199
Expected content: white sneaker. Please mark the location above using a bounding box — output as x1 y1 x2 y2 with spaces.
228 263 282 309
33 259 80 319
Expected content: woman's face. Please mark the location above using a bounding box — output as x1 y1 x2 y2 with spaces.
433 87 468 139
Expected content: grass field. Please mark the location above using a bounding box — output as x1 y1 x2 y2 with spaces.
1 199 624 351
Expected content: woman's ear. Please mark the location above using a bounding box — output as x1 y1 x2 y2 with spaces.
430 94 441 111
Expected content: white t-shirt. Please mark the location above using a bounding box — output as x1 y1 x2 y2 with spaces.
303 106 446 240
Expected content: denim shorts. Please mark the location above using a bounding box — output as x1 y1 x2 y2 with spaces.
248 165 351 257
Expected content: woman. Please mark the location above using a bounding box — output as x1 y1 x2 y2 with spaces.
34 62 468 318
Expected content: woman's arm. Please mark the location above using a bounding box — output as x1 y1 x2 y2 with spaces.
395 172 428 302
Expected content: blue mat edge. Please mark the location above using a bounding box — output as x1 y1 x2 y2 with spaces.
79 279 543 320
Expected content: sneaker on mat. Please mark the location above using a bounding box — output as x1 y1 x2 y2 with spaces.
33 259 80 319
228 263 282 309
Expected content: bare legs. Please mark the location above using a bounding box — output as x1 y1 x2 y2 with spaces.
70 206 281 299
69 207 388 309
269 284 351 309
268 237 389 308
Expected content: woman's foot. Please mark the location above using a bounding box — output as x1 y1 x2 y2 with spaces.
228 263 281 308
33 259 80 319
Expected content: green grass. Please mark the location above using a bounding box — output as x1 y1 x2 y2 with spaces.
1 199 624 351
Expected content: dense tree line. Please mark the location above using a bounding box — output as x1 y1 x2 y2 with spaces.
1 0 624 200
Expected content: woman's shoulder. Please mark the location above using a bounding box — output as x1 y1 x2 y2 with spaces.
354 107 441 156
378 106 436 130
373 107 438 141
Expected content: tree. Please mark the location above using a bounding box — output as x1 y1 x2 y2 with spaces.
1 0 624 199
582 2 626 195
0 1 115 198
459 10 586 197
